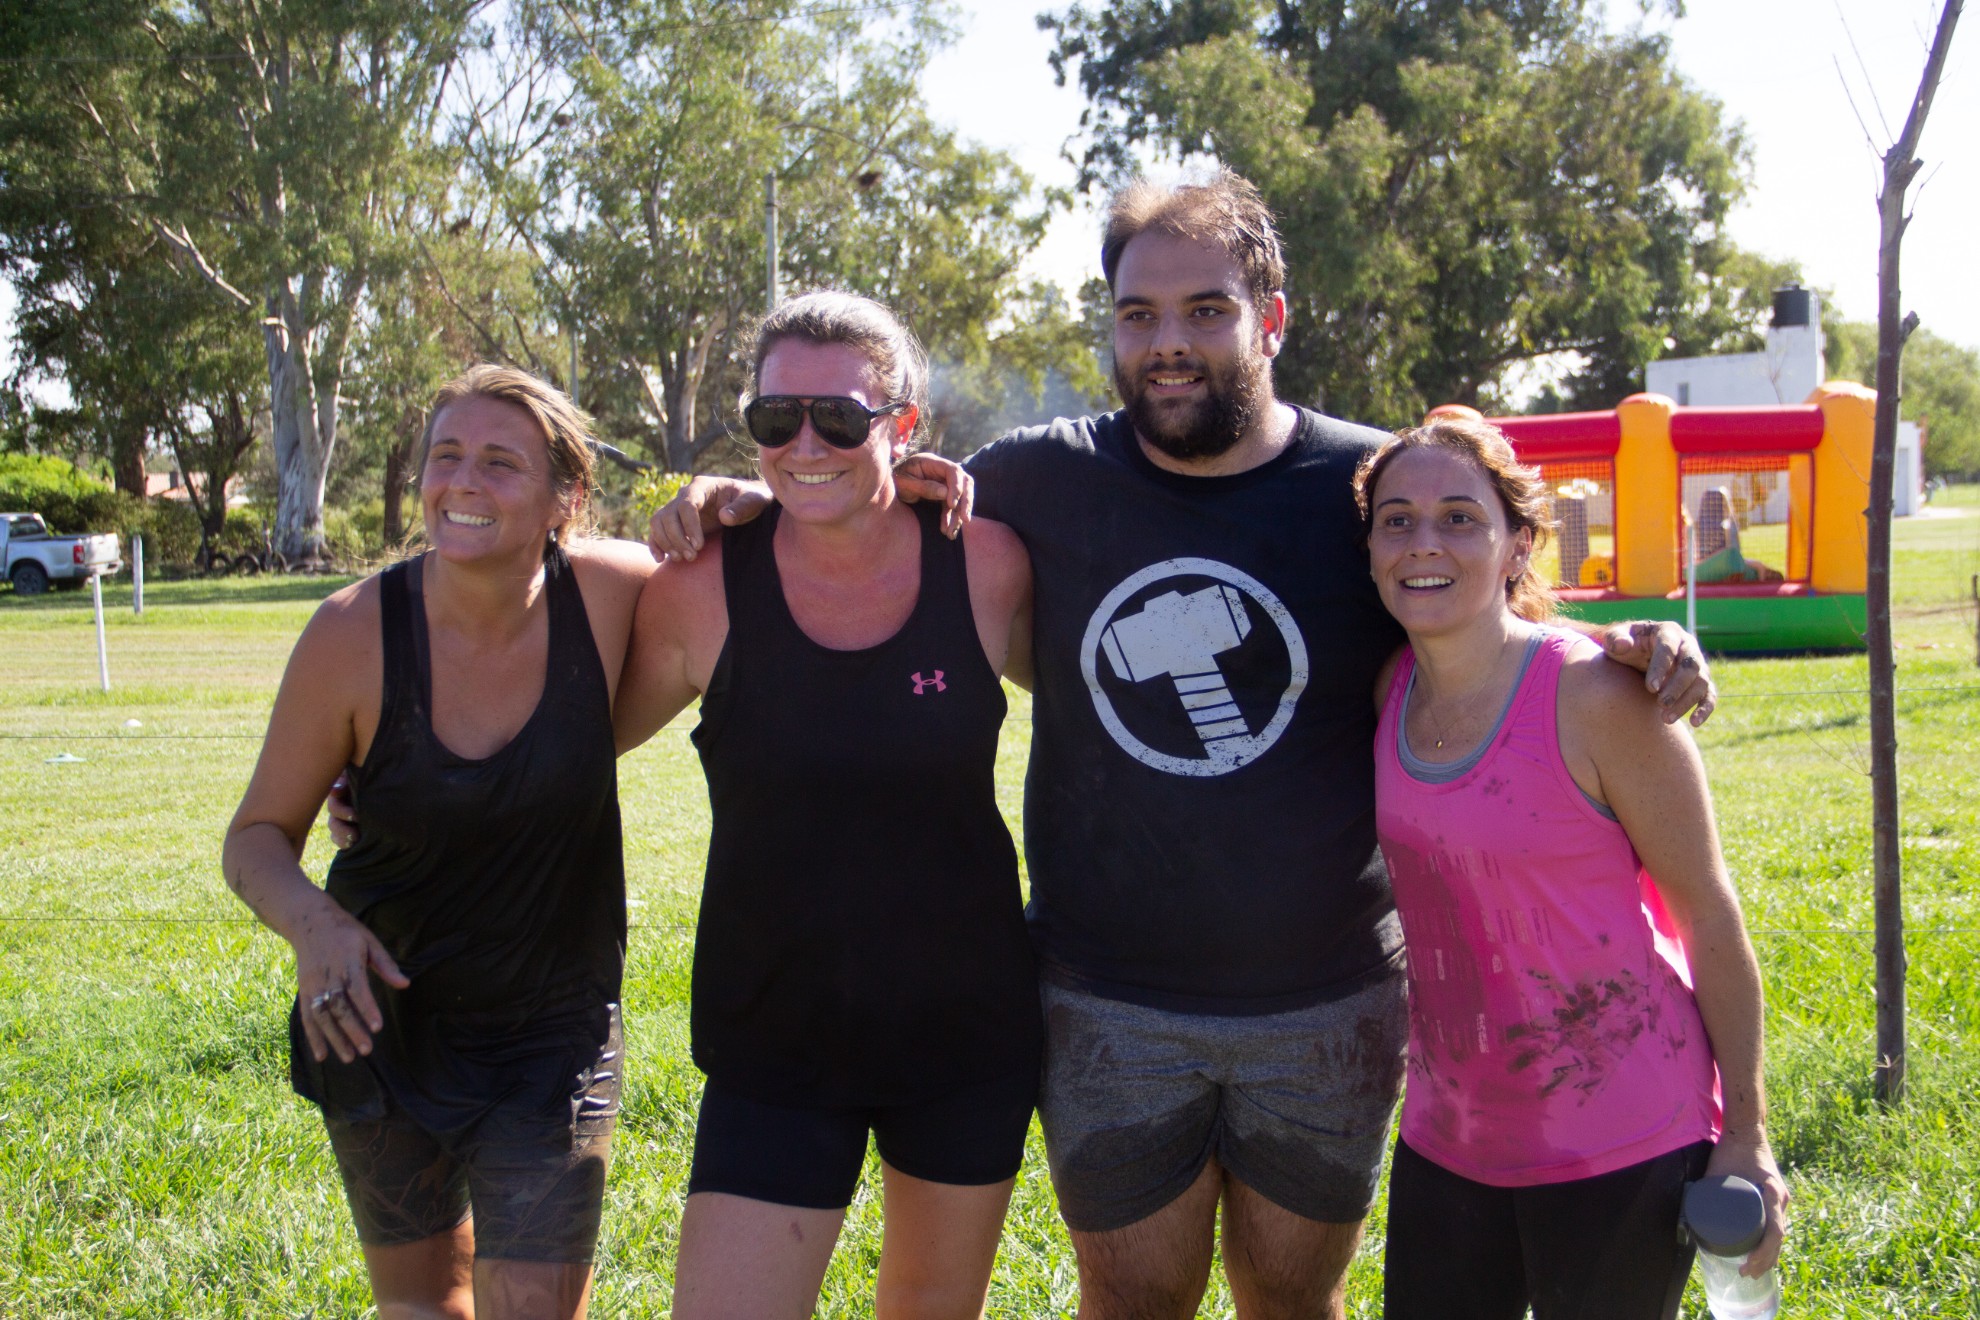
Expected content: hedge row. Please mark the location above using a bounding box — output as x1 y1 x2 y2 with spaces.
1 455 272 565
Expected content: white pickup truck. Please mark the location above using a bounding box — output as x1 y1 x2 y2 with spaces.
2 512 123 595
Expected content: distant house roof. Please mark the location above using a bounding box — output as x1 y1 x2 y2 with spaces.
145 470 250 507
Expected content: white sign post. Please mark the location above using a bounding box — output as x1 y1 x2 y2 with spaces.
132 533 144 616
91 565 110 692
1684 513 1698 640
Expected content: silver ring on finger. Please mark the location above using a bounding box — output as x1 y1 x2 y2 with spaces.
309 985 347 1014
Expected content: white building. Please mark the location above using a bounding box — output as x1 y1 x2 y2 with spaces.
1646 287 1925 515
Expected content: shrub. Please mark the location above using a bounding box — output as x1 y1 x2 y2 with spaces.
130 500 203 565
0 454 126 534
322 504 377 566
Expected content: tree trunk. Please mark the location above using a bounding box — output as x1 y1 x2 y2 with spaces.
383 411 422 547
662 361 699 473
1867 200 1907 1107
1867 0 1962 1108
266 286 331 562
111 426 148 497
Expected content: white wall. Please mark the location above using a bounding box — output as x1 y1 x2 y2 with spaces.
1646 316 1827 408
1895 421 1923 517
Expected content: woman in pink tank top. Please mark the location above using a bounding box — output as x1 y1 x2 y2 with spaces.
1355 417 1787 1320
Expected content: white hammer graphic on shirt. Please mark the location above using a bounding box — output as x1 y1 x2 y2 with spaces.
1098 585 1253 753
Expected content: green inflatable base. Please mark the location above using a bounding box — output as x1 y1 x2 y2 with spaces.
1557 590 1867 653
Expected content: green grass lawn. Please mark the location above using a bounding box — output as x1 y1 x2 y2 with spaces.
3 494 1977 1317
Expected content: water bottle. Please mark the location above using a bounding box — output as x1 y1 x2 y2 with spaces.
1682 1174 1781 1320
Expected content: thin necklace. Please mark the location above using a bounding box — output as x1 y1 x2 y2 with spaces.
1418 632 1526 751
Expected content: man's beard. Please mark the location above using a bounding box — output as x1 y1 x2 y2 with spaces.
1117 350 1270 462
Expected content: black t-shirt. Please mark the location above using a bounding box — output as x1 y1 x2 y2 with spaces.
967 407 1406 1013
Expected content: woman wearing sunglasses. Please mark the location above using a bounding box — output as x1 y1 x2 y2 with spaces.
614 290 1040 1319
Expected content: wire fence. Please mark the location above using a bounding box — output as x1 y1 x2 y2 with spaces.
5 679 1975 934
0 684 1975 742
0 912 1973 939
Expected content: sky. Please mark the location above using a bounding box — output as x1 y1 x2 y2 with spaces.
6 1 1973 396
920 0 1980 350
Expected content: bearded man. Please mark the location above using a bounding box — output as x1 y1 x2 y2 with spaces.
650 169 1712 1320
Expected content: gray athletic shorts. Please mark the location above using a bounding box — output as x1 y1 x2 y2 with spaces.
1039 971 1408 1233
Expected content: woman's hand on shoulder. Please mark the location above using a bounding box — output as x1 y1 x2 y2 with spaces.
1592 619 1715 726
648 476 773 562
895 453 974 538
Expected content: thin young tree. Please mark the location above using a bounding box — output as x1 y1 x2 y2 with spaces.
1856 0 1963 1105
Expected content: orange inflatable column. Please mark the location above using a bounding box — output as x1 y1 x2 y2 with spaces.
1788 457 1813 580
1810 382 1873 594
1614 393 1679 597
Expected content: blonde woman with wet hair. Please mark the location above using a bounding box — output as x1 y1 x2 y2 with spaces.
225 365 654 1319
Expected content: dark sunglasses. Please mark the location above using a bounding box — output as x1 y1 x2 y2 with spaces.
743 395 911 449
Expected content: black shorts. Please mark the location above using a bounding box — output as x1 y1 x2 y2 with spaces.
686 1066 1038 1210
322 1014 622 1264
1383 1136 1713 1320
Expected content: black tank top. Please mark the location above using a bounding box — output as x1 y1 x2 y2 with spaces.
690 501 1041 1107
290 547 626 1133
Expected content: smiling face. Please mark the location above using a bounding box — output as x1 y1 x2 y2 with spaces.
753 338 915 523
420 394 569 565
1111 230 1284 462
1367 445 1534 640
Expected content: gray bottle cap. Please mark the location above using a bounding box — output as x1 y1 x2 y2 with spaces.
1683 1175 1766 1257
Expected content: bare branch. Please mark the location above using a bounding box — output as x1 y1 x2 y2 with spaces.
1887 0 1964 167
629 358 670 426
1835 0 1896 141
1833 54 1884 156
505 305 550 374
413 233 510 360
554 0 608 66
151 220 256 308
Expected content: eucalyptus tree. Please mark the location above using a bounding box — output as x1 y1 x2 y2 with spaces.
2 215 180 496
0 0 492 559
338 222 549 546
506 0 1077 470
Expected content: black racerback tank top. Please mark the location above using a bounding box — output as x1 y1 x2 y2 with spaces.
690 500 1041 1108
290 546 626 1133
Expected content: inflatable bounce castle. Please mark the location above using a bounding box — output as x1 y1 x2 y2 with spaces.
1430 383 1874 652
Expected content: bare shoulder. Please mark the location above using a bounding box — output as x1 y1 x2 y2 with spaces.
272 572 383 735
1559 643 1676 752
620 536 728 736
567 535 657 626
296 573 382 664
567 534 658 585
958 516 1029 586
635 535 726 632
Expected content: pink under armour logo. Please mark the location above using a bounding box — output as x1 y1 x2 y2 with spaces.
911 670 946 695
